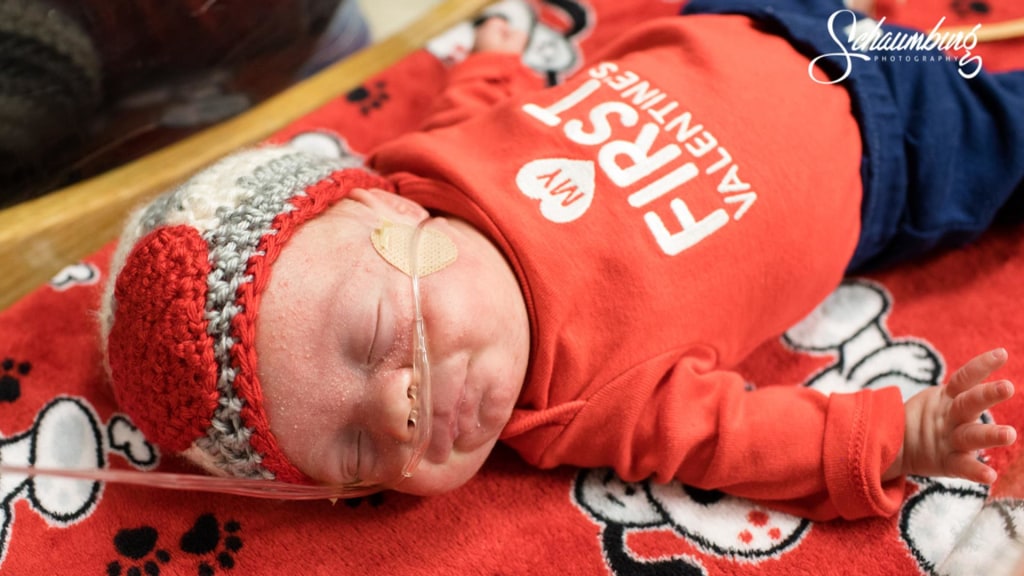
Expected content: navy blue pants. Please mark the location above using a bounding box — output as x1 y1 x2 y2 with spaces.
683 0 1024 271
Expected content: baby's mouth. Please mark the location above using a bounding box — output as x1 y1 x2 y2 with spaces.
425 370 469 463
450 387 468 444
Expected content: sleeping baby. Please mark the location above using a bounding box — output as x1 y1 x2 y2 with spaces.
100 0 1024 521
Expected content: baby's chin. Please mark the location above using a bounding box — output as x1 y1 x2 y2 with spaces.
390 435 501 496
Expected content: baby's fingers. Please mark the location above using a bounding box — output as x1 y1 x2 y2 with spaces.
945 452 998 484
950 379 1014 423
951 422 1017 452
947 348 1008 396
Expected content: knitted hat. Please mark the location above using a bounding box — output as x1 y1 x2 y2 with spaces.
100 145 392 483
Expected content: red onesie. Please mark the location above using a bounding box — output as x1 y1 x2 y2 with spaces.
370 15 906 521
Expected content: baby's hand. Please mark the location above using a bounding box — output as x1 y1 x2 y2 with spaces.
887 349 1017 483
473 16 529 54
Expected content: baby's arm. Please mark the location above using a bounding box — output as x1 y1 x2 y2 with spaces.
507 348 909 521
885 349 1017 483
419 17 540 131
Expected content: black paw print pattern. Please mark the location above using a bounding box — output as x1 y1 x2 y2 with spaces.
180 514 243 576
346 80 389 115
107 526 171 576
0 358 30 403
343 492 386 508
108 514 242 576
952 0 991 18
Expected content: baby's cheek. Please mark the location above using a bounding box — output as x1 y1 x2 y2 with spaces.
262 381 343 483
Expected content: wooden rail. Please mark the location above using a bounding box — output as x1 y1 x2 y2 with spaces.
0 0 489 311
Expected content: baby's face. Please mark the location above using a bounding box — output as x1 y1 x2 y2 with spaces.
255 188 530 495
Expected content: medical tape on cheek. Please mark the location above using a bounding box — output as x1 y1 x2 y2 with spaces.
371 219 457 277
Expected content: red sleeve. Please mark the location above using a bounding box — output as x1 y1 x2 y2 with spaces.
419 52 545 131
514 347 907 521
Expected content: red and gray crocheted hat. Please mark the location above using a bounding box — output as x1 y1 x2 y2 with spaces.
100 145 392 483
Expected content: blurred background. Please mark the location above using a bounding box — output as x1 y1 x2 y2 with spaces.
0 0 439 208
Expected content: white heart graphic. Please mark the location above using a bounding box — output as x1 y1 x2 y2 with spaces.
516 158 595 223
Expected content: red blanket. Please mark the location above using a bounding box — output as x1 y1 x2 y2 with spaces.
2 1 1024 574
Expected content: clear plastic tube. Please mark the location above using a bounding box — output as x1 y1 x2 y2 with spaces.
398 219 433 480
0 464 379 500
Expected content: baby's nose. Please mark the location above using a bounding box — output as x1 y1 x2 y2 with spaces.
369 369 417 443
